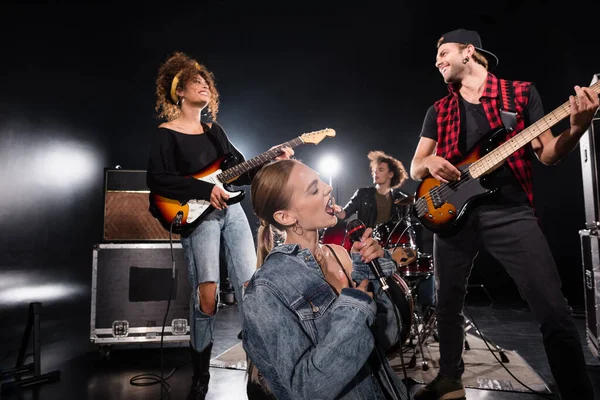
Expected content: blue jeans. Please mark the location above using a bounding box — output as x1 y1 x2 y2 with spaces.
181 203 257 352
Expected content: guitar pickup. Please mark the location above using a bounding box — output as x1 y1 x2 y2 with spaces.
430 188 445 209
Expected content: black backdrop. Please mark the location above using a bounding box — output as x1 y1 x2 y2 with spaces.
1 1 598 313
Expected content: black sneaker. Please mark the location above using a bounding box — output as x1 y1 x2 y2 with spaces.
414 374 465 400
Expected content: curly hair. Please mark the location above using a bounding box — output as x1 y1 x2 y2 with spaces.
368 150 408 189
154 51 220 121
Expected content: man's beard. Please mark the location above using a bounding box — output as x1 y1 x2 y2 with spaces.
443 63 463 84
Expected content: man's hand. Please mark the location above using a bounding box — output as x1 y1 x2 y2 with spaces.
570 85 600 136
424 156 461 183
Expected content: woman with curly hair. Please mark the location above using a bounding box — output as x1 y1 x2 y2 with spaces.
146 51 292 399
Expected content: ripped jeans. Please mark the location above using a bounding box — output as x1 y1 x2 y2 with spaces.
181 203 257 352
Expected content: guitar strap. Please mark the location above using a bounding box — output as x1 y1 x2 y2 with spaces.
498 79 518 132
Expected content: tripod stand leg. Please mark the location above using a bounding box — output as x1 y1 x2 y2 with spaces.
464 317 509 363
413 312 429 371
0 302 61 396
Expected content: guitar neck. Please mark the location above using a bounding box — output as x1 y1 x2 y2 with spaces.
469 80 600 179
217 137 304 182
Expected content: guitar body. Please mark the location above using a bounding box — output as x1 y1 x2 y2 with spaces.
414 127 508 236
413 79 600 236
149 154 245 235
148 128 336 234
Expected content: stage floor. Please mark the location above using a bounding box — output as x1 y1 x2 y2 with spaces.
1 291 599 399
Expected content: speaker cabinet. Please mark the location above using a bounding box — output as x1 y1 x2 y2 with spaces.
579 229 600 360
579 73 600 228
578 73 600 361
103 168 179 241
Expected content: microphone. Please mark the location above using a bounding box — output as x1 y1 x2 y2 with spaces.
346 219 389 290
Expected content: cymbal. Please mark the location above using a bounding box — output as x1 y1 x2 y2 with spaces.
393 195 414 206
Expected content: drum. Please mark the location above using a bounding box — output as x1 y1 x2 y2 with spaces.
374 220 414 248
320 221 352 252
391 246 419 267
397 253 433 278
388 273 414 345
376 220 418 266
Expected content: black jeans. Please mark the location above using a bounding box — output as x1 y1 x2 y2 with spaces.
433 203 594 400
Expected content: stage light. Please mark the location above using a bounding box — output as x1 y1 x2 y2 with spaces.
33 140 99 189
0 283 84 305
318 154 340 186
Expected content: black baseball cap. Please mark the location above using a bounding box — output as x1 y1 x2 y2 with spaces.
438 29 499 69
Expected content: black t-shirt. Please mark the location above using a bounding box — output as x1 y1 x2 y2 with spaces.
419 85 544 204
146 121 255 203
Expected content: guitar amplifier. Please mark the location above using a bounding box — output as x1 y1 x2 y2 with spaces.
578 229 600 360
90 243 191 346
103 168 179 241
578 73 600 361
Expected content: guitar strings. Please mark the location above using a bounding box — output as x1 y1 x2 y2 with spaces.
415 80 600 216
414 170 478 215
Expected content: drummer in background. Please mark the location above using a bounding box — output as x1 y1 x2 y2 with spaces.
333 150 436 314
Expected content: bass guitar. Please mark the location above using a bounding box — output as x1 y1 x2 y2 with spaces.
414 81 600 236
149 128 336 235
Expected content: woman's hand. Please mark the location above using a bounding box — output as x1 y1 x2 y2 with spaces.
350 227 384 263
273 146 294 160
337 270 374 299
354 279 374 299
210 185 229 210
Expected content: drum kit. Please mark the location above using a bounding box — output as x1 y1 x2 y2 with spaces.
320 197 438 369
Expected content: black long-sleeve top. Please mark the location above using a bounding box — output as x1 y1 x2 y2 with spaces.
146 121 255 203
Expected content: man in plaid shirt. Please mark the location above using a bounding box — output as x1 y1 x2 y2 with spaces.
410 29 599 400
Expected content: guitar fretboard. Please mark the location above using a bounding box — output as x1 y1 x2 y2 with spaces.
218 137 304 182
469 80 600 179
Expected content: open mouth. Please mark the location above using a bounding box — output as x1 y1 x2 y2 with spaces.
325 198 335 216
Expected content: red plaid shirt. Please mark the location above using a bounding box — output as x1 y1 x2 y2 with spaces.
434 72 534 204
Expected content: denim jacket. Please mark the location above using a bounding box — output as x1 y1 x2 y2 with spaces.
242 244 409 400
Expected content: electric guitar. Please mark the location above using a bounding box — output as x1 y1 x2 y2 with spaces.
414 81 600 236
149 128 336 235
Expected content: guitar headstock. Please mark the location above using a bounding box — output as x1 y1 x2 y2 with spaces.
300 128 336 145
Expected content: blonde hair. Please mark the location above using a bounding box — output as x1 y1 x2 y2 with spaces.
250 160 298 266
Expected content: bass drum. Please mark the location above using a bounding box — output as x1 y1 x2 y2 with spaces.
320 221 352 252
387 273 414 345
397 253 433 278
